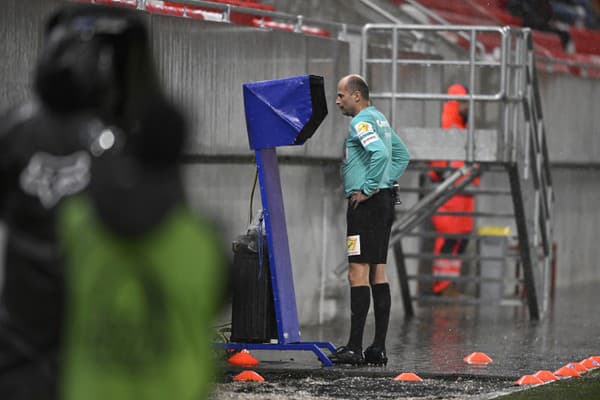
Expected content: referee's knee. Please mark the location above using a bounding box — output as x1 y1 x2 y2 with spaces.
348 263 369 286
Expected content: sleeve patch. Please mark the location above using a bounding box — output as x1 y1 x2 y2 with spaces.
360 133 380 147
354 122 374 136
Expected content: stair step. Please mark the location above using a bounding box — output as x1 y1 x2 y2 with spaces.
401 231 518 240
393 210 515 218
433 211 515 218
406 275 524 285
400 127 500 162
402 252 520 261
407 161 508 173
398 187 512 196
413 295 526 306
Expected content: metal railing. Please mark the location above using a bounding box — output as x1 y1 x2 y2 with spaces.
362 24 510 162
520 30 555 314
361 24 555 318
86 0 363 39
389 165 481 241
173 0 360 38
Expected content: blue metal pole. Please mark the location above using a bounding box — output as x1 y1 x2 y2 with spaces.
255 148 301 344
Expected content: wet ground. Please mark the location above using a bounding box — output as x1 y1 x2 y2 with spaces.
213 371 519 399
212 282 600 399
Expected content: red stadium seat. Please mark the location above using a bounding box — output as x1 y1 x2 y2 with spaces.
389 0 599 78
429 9 498 25
454 31 503 53
232 2 275 25
570 27 600 56
183 7 208 20
146 1 185 17
571 54 600 78
418 0 482 18
533 33 600 77
532 30 564 57
403 0 512 26
468 0 522 25
196 0 275 26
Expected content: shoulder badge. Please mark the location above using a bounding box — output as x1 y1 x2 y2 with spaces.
354 121 374 136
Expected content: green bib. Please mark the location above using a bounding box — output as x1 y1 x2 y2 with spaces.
60 198 224 400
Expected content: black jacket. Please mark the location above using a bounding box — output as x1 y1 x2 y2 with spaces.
0 101 101 392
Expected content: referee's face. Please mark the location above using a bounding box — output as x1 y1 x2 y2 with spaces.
336 79 356 117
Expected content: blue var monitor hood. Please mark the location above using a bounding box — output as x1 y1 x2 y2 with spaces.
243 75 328 150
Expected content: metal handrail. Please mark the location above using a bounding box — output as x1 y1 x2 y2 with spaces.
362 24 509 162
389 166 481 242
132 0 363 39
523 30 554 257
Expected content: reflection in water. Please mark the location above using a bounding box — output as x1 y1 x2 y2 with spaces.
302 282 599 377
429 306 468 374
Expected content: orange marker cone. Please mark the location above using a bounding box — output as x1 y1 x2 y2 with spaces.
463 352 493 365
581 357 600 369
228 349 259 367
393 372 423 382
233 370 265 382
566 362 589 374
515 375 544 385
534 370 559 382
554 366 581 378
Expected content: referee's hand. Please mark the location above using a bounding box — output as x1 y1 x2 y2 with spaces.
350 189 378 209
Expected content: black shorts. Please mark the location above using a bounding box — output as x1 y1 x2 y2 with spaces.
346 189 394 264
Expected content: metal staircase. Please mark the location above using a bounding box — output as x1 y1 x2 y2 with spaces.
361 24 554 319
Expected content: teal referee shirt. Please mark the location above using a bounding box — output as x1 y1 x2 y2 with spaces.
342 106 410 198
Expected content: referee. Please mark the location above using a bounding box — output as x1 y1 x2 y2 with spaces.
330 75 410 366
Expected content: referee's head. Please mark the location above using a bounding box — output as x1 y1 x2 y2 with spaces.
336 74 370 117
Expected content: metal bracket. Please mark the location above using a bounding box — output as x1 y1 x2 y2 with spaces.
216 341 336 367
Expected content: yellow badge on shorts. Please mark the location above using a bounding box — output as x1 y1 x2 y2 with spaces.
347 235 361 256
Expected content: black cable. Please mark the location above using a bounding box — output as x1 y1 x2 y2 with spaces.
248 167 258 224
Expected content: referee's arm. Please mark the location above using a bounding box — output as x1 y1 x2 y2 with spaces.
390 131 410 181
361 139 388 196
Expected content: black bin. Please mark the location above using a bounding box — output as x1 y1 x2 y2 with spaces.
230 241 277 343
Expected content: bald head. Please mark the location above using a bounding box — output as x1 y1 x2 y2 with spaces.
336 74 370 117
340 74 370 102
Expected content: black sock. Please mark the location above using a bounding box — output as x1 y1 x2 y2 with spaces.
347 285 370 351
371 283 391 349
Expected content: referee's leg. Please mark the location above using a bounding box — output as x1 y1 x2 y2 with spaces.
346 263 370 352
366 264 390 365
329 262 370 365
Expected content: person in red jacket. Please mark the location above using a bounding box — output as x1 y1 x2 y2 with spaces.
429 84 479 296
